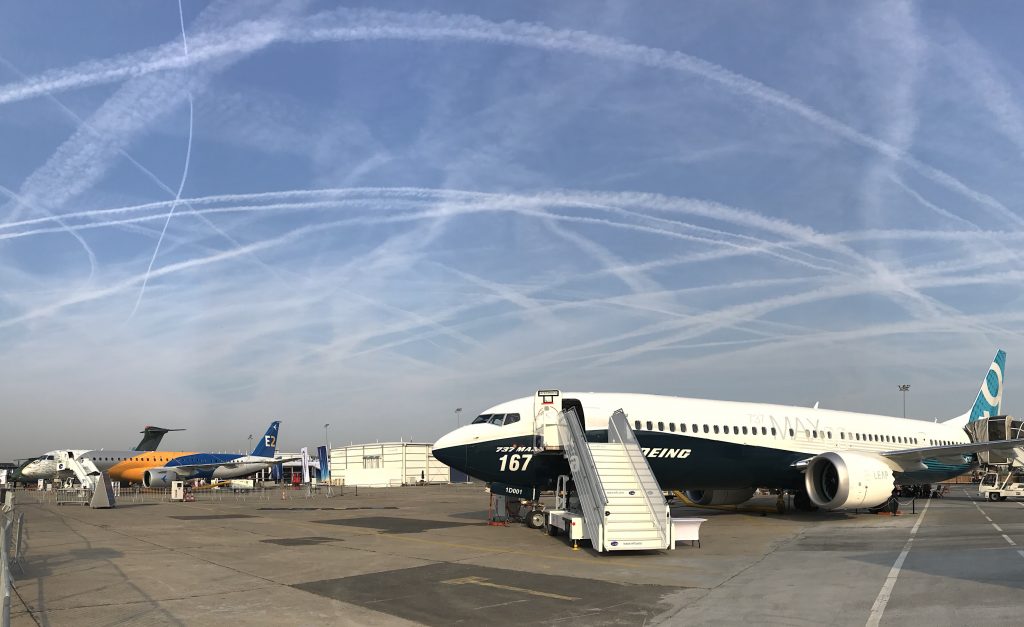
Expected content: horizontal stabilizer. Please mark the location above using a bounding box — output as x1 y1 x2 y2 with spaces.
133 426 186 452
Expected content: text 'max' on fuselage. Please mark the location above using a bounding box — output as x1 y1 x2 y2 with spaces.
433 350 1024 510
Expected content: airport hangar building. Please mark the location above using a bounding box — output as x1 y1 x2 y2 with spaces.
326 441 469 487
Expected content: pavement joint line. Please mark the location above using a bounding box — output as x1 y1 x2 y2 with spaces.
385 529 688 570
442 575 580 601
865 497 931 627
1018 550 1024 559
472 599 529 611
24 584 279 613
651 517 805 626
52 508 286 587
9 578 42 627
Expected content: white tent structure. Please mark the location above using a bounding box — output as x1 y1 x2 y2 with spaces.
328 442 453 487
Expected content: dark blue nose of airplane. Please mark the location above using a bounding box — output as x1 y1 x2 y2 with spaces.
432 428 471 474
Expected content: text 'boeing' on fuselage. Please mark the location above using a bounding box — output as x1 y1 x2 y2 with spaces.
433 350 1024 511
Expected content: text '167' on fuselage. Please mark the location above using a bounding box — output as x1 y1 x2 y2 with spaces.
433 350 1024 510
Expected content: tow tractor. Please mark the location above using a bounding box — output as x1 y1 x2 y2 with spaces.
978 468 1024 501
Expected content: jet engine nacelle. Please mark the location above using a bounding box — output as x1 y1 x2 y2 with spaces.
143 468 180 488
805 450 896 510
683 488 756 506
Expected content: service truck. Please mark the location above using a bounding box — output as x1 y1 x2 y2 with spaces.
978 469 1024 501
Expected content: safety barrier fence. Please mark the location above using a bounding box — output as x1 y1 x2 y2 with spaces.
2 490 25 627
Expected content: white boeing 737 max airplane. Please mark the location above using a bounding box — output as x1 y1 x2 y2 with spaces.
433 350 1024 511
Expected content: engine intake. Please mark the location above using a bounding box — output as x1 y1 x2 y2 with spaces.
683 488 755 506
143 468 180 488
805 451 896 510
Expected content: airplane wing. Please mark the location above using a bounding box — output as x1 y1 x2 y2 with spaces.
881 438 1024 468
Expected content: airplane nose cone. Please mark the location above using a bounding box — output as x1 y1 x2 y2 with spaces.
432 428 470 470
433 428 461 453
431 444 457 468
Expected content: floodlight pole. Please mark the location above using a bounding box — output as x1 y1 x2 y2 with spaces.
898 384 910 418
324 423 331 450
455 407 462 427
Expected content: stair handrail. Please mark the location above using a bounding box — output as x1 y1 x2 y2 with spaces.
608 409 670 548
556 407 607 549
58 453 98 491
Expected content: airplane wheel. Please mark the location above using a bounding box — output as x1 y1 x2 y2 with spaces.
793 491 818 512
526 509 545 529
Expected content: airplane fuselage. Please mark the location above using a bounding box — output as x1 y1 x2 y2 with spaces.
79 450 278 483
432 393 974 493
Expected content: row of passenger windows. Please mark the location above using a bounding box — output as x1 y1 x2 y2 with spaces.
92 456 170 462
472 413 521 426
632 420 956 447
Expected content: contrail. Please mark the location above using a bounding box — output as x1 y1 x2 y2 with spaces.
0 190 851 277
942 23 1024 159
128 0 194 319
1 8 1020 226
0 54 268 276
0 183 98 284
0 187 479 230
3 183 991 289
0 217 352 330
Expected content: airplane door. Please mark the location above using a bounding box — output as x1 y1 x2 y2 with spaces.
562 398 585 432
535 390 561 449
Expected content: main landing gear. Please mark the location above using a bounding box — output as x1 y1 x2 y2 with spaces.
793 489 819 512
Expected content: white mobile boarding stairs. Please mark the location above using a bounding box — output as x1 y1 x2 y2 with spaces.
57 452 101 491
548 407 673 551
56 453 116 508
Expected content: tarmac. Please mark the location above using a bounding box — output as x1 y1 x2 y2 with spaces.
6 483 1024 626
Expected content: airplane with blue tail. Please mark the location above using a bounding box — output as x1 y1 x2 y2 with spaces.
20 424 188 482
37 421 294 487
434 349 1024 512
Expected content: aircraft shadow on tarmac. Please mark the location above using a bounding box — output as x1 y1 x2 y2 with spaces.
446 510 490 520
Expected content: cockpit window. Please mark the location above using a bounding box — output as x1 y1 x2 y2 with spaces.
44 455 55 460
503 413 520 426
472 414 492 424
488 414 505 425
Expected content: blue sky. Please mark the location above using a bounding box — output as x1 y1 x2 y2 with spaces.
2 1 1023 458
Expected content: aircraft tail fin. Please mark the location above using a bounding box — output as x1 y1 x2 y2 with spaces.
132 426 186 451
945 349 1005 425
251 421 281 457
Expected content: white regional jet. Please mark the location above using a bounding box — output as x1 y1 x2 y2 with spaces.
433 350 1024 511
